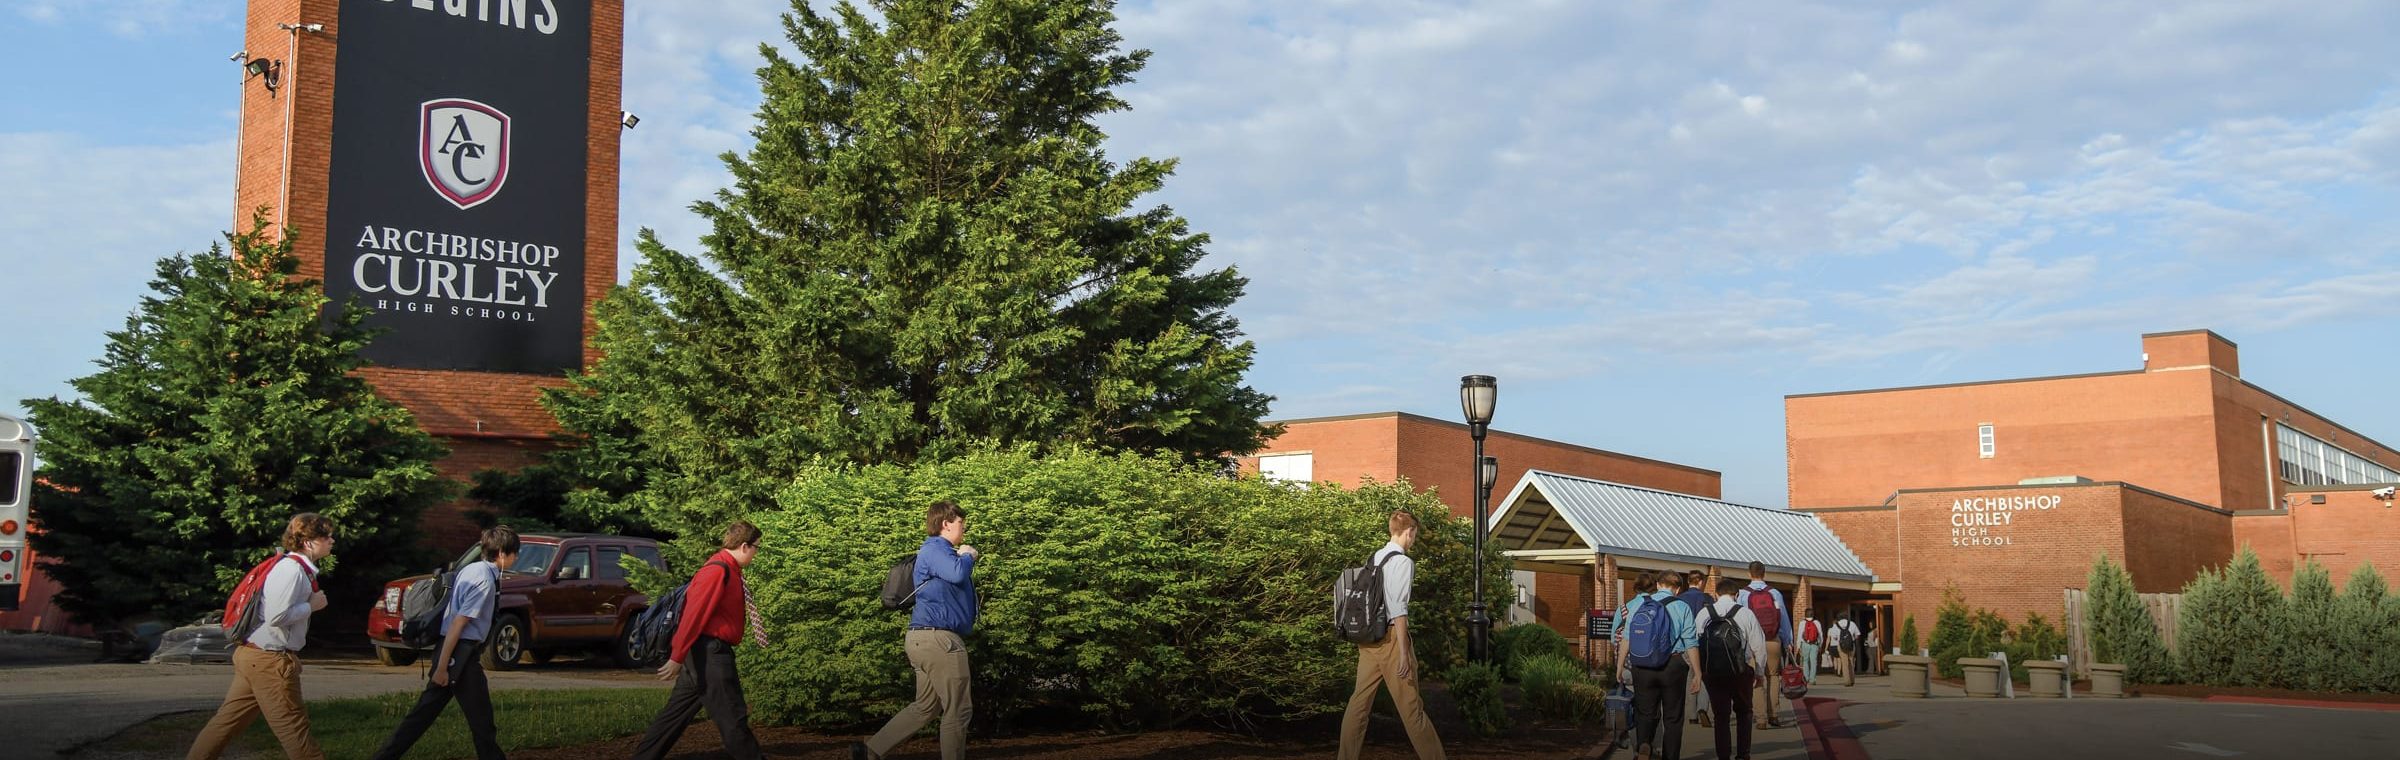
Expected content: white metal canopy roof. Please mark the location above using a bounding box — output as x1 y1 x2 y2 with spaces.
1488 470 1875 583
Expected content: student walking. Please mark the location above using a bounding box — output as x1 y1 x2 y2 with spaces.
858 502 982 760
368 527 521 760
1616 570 1699 760
188 514 338 760
1335 512 1447 760
1736 562 1793 729
1796 616 1824 687
1697 578 1768 760
1676 570 1713 729
1832 613 1864 687
632 521 770 760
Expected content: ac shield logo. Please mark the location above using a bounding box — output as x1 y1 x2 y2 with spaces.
419 98 511 210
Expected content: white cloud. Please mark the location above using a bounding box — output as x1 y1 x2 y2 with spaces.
12 0 233 37
0 134 233 411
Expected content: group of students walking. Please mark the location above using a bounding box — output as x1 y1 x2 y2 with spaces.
182 509 1864 760
182 505 986 760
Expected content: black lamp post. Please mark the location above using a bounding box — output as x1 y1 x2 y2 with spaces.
1460 375 1498 663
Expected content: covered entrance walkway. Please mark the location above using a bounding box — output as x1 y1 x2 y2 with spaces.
1488 470 1880 670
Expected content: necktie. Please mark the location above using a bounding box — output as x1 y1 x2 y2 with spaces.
744 583 769 648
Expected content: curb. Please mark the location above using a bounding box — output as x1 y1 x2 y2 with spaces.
1795 697 1867 760
2202 695 2400 713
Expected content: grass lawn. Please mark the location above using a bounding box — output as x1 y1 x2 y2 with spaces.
78 688 667 760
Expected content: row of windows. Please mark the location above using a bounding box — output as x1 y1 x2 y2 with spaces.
2277 423 2400 487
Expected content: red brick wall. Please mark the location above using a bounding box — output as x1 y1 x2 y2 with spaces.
236 0 623 551
1886 484 2131 630
1788 369 2222 510
2117 487 2234 594
2285 488 2400 590
1233 415 1403 488
1391 414 1722 519
2232 512 2297 582
1798 506 1900 584
2142 330 2238 376
1235 412 1723 518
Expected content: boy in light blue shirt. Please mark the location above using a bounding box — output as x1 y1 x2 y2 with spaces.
369 526 520 760
1615 569 1700 760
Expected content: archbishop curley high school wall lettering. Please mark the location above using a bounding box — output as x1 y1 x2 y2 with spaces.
323 0 590 374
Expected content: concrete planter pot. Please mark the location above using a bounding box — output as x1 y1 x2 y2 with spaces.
1886 654 1933 698
1957 657 2006 697
2089 663 2128 698
2025 660 2066 698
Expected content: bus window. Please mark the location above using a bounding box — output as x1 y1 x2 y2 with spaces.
0 451 18 507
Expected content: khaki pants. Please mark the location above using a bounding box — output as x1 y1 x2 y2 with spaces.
188 646 324 760
1338 618 1446 760
866 629 972 760
1752 640 1786 727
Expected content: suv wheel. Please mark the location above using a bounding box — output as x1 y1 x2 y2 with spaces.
483 613 529 671
375 646 418 667
610 620 645 669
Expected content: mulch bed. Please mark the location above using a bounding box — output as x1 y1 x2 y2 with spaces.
514 683 1612 760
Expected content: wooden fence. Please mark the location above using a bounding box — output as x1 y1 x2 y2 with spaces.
2062 589 2181 677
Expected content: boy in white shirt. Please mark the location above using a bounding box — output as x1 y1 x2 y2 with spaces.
1697 578 1769 760
188 513 337 760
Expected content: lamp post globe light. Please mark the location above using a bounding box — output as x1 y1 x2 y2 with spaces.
1459 375 1497 663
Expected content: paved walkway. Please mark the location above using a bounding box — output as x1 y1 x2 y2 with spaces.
0 655 660 757
1804 673 2399 760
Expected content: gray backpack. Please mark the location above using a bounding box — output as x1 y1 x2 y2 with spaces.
1332 551 1404 643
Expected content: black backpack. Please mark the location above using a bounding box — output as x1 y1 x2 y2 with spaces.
1332 550 1405 644
397 569 457 649
1698 605 1753 680
880 553 930 611
623 560 732 666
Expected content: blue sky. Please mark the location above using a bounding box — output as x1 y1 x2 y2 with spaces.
5 0 2398 508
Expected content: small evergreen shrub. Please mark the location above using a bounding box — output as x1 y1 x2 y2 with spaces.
1445 663 1509 737
1898 615 1920 656
1493 623 1574 682
2083 554 2175 684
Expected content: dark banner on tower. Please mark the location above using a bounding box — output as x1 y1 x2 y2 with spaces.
324 0 589 374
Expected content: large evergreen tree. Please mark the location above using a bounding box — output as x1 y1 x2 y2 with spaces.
23 220 451 625
2178 549 2289 687
2331 564 2393 692
2083 554 2174 684
542 0 1273 539
2282 560 2341 691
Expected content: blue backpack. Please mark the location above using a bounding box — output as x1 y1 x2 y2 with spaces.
1625 595 1675 669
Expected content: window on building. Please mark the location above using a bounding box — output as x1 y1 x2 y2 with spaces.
1257 452 1314 484
1978 424 1995 459
2277 423 2400 486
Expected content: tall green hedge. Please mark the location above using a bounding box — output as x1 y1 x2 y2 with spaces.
2338 566 2400 693
2283 561 2342 692
2082 554 2175 684
2177 549 2288 688
683 447 1507 729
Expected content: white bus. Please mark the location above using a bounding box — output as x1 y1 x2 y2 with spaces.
0 413 32 611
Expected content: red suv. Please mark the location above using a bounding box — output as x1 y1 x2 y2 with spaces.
367 533 666 669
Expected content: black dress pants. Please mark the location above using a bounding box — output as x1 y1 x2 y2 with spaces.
632 637 763 760
370 640 503 760
1632 657 1690 759
1704 672 1757 760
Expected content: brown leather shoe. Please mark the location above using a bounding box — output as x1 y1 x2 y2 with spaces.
1698 710 1712 727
